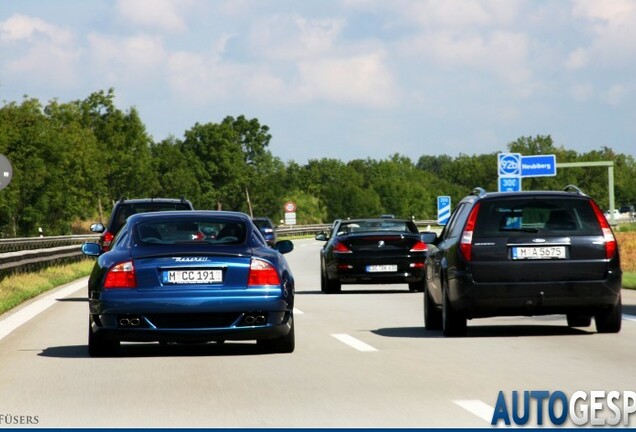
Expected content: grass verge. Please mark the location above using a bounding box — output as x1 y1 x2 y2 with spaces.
0 259 94 316
623 272 636 289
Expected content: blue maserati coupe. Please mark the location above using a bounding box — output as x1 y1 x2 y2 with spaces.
81 211 295 356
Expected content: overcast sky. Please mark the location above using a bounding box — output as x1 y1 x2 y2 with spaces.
1 0 635 164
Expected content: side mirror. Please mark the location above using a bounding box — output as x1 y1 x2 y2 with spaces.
315 232 327 241
275 240 294 254
81 242 102 257
420 231 438 244
90 223 105 233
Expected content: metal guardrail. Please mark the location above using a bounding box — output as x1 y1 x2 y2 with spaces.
0 235 99 276
0 234 100 253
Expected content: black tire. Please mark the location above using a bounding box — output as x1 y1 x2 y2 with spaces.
442 287 466 337
320 258 341 293
595 296 622 334
320 267 327 293
88 319 119 357
322 260 341 294
409 280 425 292
258 318 295 353
325 277 341 294
424 286 442 330
566 313 592 327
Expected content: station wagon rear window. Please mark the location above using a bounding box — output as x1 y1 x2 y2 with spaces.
474 198 602 237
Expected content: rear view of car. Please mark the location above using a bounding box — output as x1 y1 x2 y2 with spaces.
81 211 295 356
91 197 194 251
317 218 429 293
253 217 277 247
424 186 622 336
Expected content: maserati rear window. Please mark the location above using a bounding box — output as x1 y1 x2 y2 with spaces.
136 219 246 245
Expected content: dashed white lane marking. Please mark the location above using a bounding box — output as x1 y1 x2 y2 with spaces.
293 308 304 314
453 400 495 424
0 279 86 342
332 333 378 352
623 314 636 322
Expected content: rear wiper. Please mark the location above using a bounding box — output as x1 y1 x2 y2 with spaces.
500 227 540 233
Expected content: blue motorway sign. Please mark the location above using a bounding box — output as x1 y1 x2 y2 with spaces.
498 176 522 192
437 196 451 225
521 154 556 177
498 153 521 177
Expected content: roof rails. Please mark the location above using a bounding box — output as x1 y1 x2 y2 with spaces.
563 184 585 195
471 187 487 197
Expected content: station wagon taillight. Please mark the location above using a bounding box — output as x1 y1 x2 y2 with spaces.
460 202 481 262
248 258 281 286
104 260 137 289
590 200 618 259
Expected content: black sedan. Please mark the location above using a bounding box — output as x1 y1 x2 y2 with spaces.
316 218 432 293
81 211 295 356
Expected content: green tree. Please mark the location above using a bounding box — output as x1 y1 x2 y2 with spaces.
77 89 158 210
0 97 103 236
180 115 280 213
150 137 203 204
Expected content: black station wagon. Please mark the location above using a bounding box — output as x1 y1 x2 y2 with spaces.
424 186 622 336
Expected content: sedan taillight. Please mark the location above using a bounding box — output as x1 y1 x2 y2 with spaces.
333 241 352 253
104 260 136 289
102 231 114 251
248 258 281 286
410 240 428 252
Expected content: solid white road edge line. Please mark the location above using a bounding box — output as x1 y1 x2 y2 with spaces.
332 333 378 352
0 278 86 342
453 400 495 424
293 308 304 314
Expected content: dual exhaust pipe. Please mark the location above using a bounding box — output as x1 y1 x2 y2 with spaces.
117 313 266 327
244 314 267 325
119 316 142 327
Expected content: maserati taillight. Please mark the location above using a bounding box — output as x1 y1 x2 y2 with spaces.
104 260 136 289
248 258 281 286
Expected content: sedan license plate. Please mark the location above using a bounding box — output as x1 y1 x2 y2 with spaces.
162 269 223 284
366 264 398 273
512 246 566 260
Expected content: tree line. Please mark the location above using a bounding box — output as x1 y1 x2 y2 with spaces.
1 89 635 237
